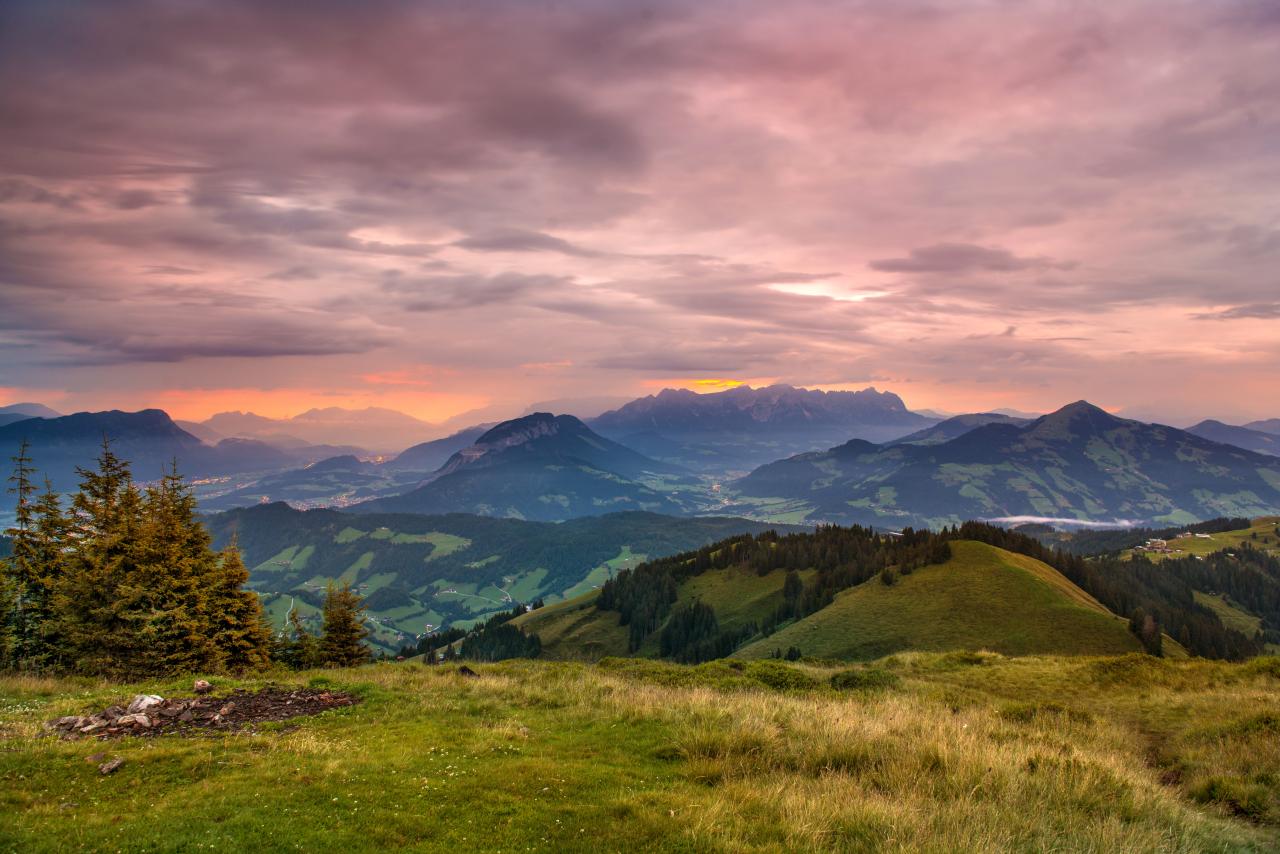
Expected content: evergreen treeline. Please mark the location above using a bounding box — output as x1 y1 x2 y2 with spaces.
955 523 1265 660
1 442 377 676
599 519 1273 664
404 602 546 663
659 600 757 664
457 604 542 661
0 441 273 677
598 525 951 654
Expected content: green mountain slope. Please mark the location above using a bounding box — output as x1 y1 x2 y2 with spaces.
730 401 1280 527
518 563 820 661
352 412 695 521
207 503 804 652
734 541 1145 660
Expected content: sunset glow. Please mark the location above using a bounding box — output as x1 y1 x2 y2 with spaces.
2 0 1278 424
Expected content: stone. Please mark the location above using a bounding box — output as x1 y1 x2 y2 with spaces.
125 695 163 715
98 758 124 775
178 710 194 722
49 715 86 731
217 702 236 716
193 679 212 694
102 706 126 720
115 713 151 728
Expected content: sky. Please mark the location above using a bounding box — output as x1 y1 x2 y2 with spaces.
1 0 1278 428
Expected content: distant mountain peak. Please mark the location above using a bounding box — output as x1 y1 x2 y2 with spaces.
474 412 586 446
1027 400 1122 434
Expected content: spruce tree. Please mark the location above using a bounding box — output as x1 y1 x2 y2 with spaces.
134 463 223 674
319 582 370 667
55 439 149 677
3 440 41 668
210 542 272 671
284 608 321 669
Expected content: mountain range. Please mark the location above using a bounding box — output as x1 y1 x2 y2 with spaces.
4 391 1280 529
195 406 438 453
352 413 692 521
588 384 936 472
729 401 1280 528
1187 420 1280 456
0 402 61 427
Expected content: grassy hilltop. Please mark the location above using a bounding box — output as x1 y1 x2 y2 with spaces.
2 655 1278 852
516 541 1162 662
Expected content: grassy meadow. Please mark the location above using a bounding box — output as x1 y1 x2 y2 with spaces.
2 654 1278 852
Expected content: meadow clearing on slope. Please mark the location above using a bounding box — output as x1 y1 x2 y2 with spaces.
2 654 1278 852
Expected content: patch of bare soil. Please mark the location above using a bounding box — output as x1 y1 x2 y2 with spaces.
44 687 360 739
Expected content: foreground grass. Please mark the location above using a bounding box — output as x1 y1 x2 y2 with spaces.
1 654 1277 852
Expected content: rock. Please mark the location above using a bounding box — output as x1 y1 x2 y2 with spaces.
217 702 236 716
115 713 151 728
98 758 124 776
102 705 125 720
48 715 86 731
458 665 479 678
178 710 194 722
126 695 163 715
193 679 212 695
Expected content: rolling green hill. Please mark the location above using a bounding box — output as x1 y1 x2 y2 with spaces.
734 541 1146 660
519 534 1150 664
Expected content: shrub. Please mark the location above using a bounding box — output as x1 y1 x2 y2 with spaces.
830 667 900 692
742 660 821 691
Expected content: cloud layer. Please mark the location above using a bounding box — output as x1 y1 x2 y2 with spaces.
1 0 1278 423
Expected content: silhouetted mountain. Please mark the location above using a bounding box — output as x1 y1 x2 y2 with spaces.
0 410 302 510
890 413 1030 446
200 406 436 452
351 413 688 521
1244 418 1280 436
385 425 491 472
730 401 1280 527
0 402 61 427
174 419 225 444
1186 420 1280 456
589 384 936 472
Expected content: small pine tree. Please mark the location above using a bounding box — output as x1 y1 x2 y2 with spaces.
284 608 321 669
319 582 371 667
210 543 273 671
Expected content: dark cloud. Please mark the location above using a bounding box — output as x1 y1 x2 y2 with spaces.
1193 303 1280 320
0 0 1278 421
383 272 569 312
454 229 600 257
869 244 1071 274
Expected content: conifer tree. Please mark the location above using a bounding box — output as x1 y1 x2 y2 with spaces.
134 463 224 674
284 608 321 669
319 582 371 667
55 439 149 676
210 542 272 671
3 440 41 668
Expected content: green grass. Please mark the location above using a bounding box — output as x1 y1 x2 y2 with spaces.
736 541 1145 661
513 592 630 661
1 655 1278 851
1129 516 1280 561
1194 591 1263 637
